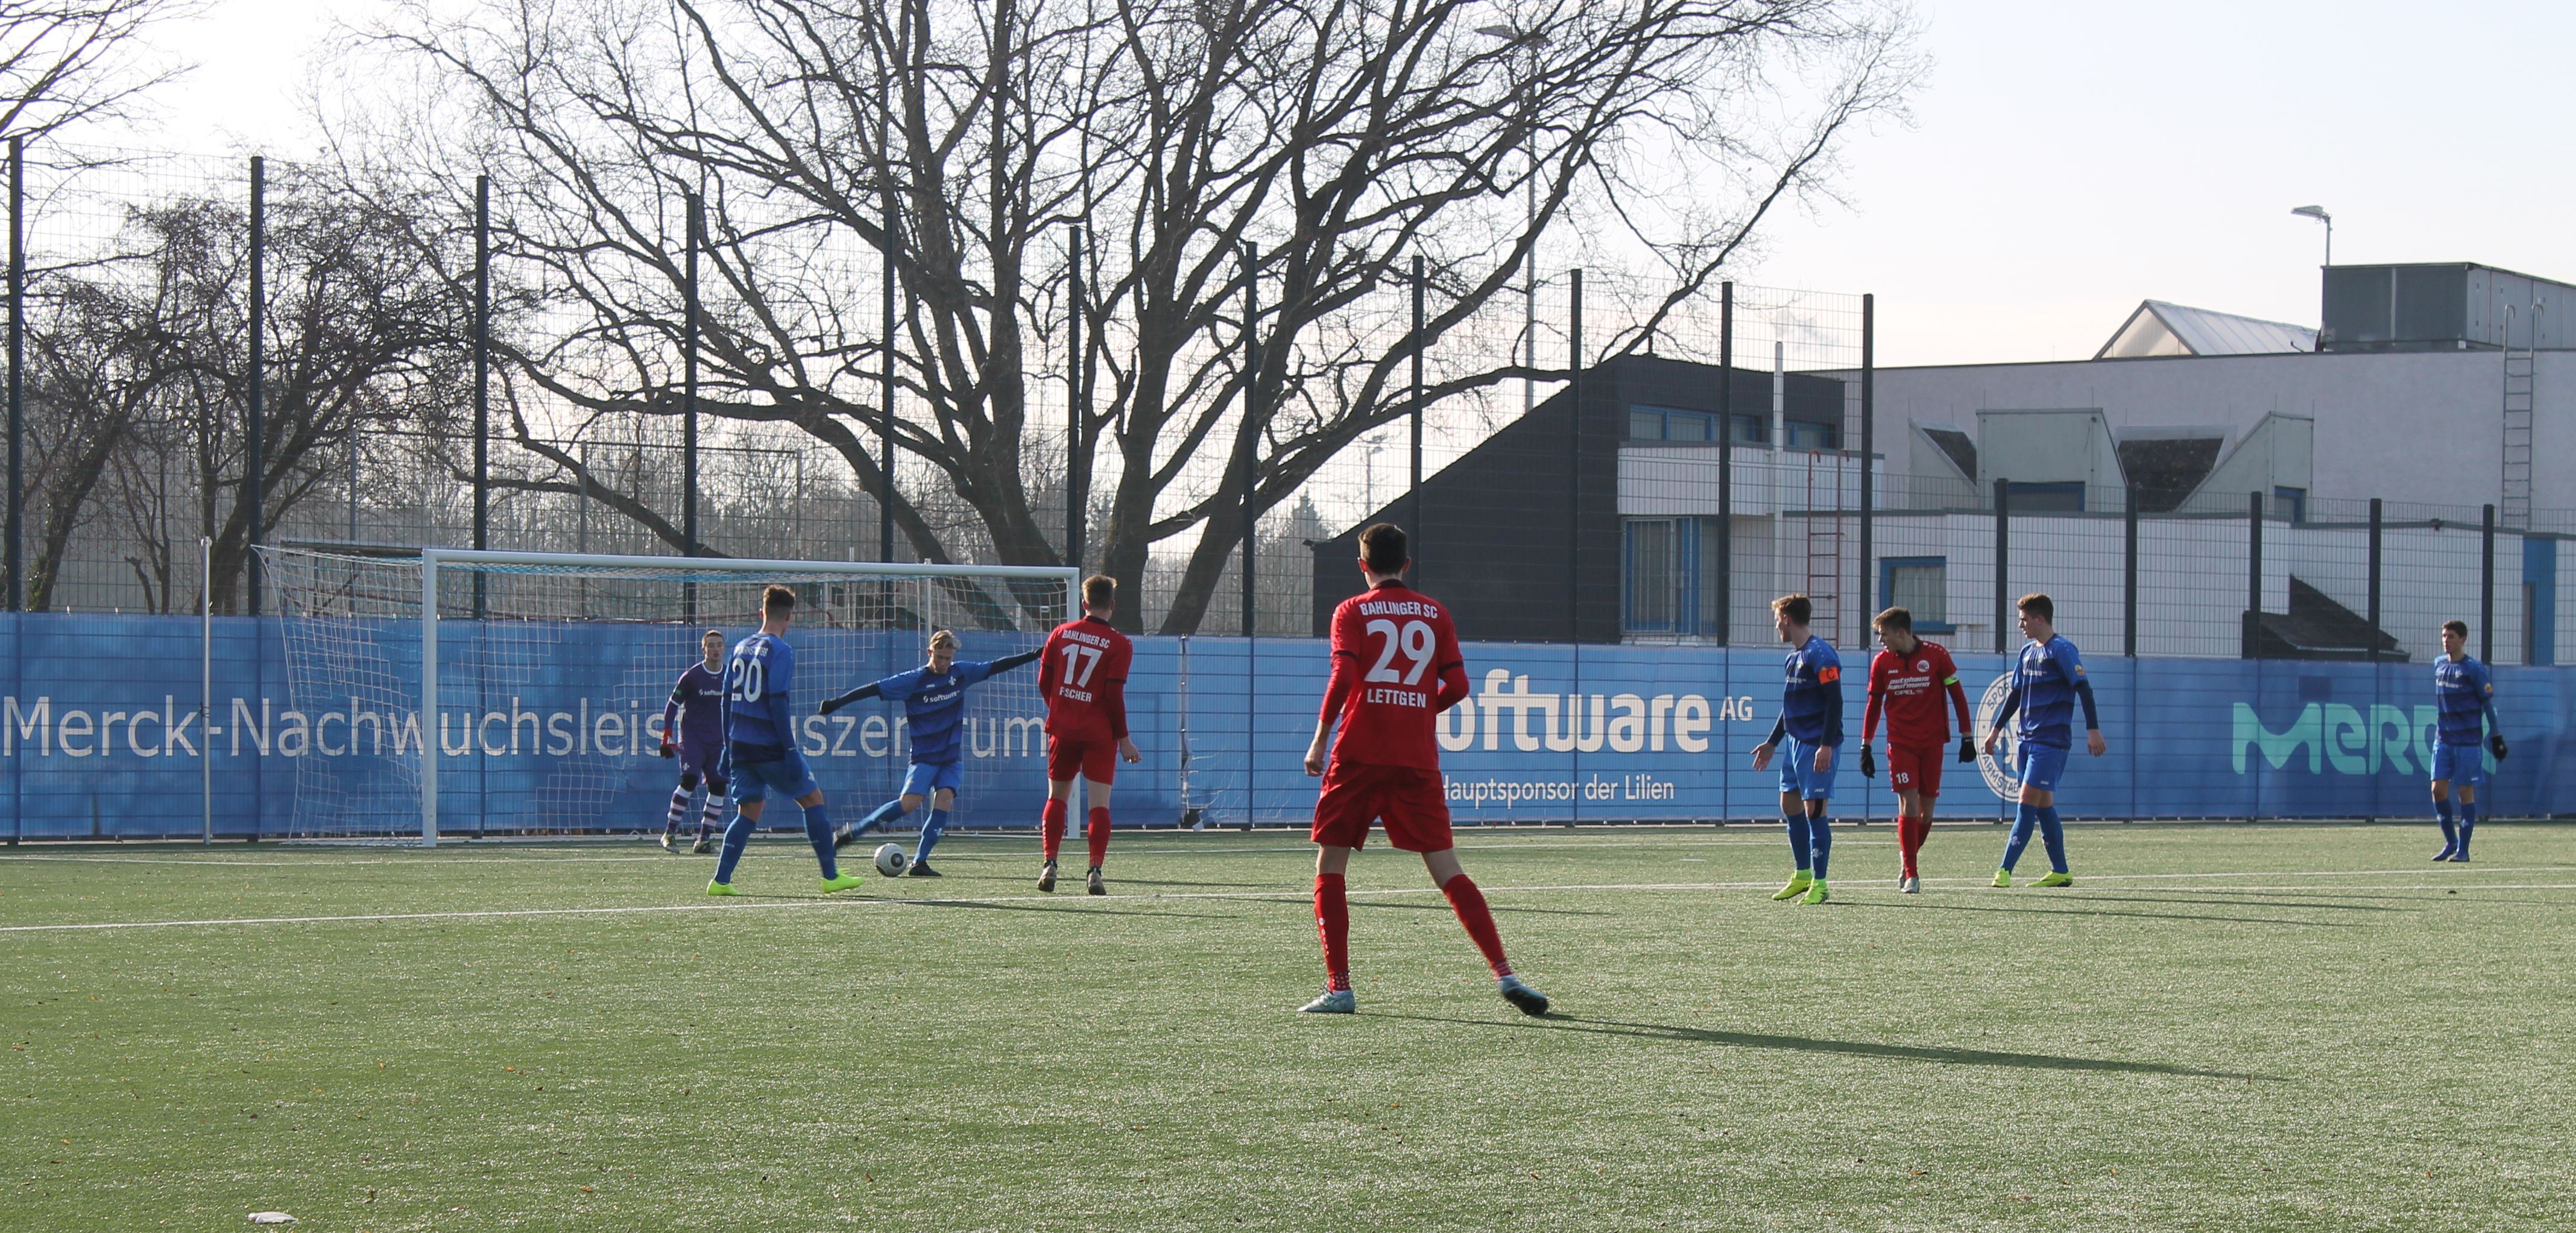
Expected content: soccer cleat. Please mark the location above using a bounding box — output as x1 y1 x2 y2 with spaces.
819 873 867 894
659 831 676 853
906 861 942 878
2033 871 2074 888
1992 869 2013 888
690 837 713 855
1498 974 1550 1017
1085 866 1106 896
832 822 865 851
2448 851 2470 863
1770 874 1813 901
1901 875 1921 895
1037 860 1058 892
2432 846 2457 862
1298 988 1356 1014
706 879 742 896
1800 881 1830 905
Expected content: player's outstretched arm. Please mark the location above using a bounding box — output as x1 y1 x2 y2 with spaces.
989 648 1042 674
819 682 883 716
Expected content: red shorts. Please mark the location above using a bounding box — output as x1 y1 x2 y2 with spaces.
1886 743 1945 798
1310 762 1454 853
1046 736 1118 785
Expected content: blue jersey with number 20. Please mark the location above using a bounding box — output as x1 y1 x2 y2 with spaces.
725 633 798 756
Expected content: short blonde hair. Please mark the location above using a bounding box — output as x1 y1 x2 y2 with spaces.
928 629 959 651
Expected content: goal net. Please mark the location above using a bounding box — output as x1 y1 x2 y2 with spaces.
260 547 1074 844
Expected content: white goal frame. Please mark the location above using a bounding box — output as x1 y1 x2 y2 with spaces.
415 548 1079 846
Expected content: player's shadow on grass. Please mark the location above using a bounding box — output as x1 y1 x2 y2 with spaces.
886 897 1240 921
1379 1012 2262 1080
1845 898 2357 929
1343 899 1610 918
2076 892 2419 913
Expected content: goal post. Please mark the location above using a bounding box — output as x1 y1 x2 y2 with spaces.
264 545 1078 846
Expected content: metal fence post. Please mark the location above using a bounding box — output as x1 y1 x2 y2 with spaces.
1568 268 1582 644
1992 479 2009 654
878 127 897 565
2366 498 2382 662
473 174 491 618
1067 225 1084 569
1240 242 1257 638
2123 492 2138 656
2481 502 2496 661
4 135 18 614
246 155 265 616
682 191 701 558
1716 281 1732 645
1410 254 1424 582
1858 293 1873 643
2244 490 2263 659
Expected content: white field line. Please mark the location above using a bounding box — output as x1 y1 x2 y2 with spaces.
0 835 1856 868
4 870 2574 936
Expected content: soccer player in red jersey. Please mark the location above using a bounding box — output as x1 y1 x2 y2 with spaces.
1298 523 1549 1017
1857 606 1975 894
1035 574 1143 895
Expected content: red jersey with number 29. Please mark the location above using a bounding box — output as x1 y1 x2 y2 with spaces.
1038 616 1132 744
1321 580 1471 772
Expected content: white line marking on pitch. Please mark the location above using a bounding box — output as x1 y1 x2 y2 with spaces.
5 873 2572 935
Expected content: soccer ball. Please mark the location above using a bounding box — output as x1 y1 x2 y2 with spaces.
873 843 911 878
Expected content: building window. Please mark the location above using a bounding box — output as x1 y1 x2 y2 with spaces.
1880 556 1952 633
2004 481 2086 512
1696 516 1730 637
2273 486 2307 524
1627 404 1719 443
1623 518 1703 633
1731 414 1767 445
1785 419 1837 450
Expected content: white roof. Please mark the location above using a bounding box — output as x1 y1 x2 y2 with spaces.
2095 300 2319 360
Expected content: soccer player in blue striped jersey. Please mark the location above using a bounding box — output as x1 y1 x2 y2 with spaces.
819 630 1041 876
1982 592 2106 888
1750 593 1843 905
706 585 863 896
2429 619 2507 862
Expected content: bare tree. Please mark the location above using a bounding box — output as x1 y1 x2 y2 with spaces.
0 0 195 141
369 0 1919 632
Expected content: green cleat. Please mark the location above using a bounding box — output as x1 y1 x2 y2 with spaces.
1992 869 2012 888
819 873 867 894
1799 880 1830 905
706 879 742 896
2033 870 2074 887
1770 874 1813 901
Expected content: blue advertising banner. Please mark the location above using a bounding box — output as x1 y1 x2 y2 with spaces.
1 613 2568 839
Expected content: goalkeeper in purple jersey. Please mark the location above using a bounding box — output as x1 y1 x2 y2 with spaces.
657 629 731 854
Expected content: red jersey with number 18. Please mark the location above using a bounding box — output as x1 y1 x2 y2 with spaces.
1038 615 1132 744
1321 580 1472 771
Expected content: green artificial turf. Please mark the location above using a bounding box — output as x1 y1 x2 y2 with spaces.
5 823 2574 1231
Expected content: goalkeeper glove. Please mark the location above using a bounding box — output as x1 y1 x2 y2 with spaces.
2489 732 2510 761
657 740 675 759
1857 745 1876 779
819 696 844 717
1957 736 1977 763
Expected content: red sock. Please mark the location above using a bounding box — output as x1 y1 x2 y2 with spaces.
1040 799 1068 862
1439 873 1512 977
1315 873 1352 991
1896 813 1922 876
1085 806 1112 869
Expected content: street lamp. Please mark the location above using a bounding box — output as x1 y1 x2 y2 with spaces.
1480 24 1546 415
2290 204 2331 268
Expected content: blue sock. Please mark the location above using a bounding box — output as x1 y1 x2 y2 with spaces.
2001 803 2039 872
804 803 839 878
2436 799 2458 849
860 797 910 835
2457 801 2477 855
916 808 950 864
1808 814 1833 881
2037 806 2067 873
713 810 754 884
1784 812 1813 875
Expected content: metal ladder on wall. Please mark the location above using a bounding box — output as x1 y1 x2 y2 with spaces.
2502 319 2537 528
1802 451 1843 644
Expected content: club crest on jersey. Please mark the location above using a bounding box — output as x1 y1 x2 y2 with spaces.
1915 659 1929 672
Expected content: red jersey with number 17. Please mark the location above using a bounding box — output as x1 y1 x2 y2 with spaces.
1321 580 1471 772
1039 616 1132 744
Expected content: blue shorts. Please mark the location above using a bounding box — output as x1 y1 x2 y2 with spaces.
730 755 819 805
2430 742 2486 787
1776 735 1837 800
2015 741 2069 793
900 759 965 798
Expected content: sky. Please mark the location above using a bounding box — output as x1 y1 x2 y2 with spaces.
121 0 2576 368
